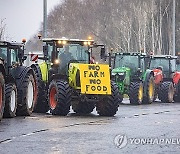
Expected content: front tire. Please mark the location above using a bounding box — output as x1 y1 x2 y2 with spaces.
158 81 175 103
174 81 180 102
32 65 48 113
16 73 35 116
48 80 71 116
143 76 155 104
96 82 119 116
129 82 143 105
0 72 5 121
3 83 17 118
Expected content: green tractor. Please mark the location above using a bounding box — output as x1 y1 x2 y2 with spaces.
31 38 121 116
111 52 155 105
0 40 37 120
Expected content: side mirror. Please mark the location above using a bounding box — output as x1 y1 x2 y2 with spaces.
18 50 24 60
100 47 105 59
23 56 27 61
43 45 48 57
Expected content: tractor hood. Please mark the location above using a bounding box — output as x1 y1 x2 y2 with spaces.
112 67 130 74
111 67 130 84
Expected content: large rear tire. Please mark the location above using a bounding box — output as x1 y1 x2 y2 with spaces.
48 80 71 116
0 72 5 121
129 82 143 105
174 81 180 102
3 83 17 118
96 82 119 116
32 66 48 113
16 73 36 116
142 76 155 104
158 81 175 103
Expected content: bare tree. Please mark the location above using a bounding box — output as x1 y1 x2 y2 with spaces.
0 18 6 40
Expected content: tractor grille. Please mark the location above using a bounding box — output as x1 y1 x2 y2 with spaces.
115 72 126 82
76 69 81 87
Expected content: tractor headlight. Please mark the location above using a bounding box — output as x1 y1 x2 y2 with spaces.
87 41 91 45
112 72 116 76
62 40 67 45
54 59 60 64
84 41 88 45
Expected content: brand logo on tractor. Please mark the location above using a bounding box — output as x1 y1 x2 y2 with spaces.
80 64 111 94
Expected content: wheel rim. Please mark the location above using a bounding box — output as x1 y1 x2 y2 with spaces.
0 83 2 111
168 84 174 102
10 90 16 112
138 84 143 102
50 87 57 109
27 81 34 109
149 79 154 100
33 77 38 105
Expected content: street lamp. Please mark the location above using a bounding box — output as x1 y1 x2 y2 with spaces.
43 0 47 38
172 0 176 56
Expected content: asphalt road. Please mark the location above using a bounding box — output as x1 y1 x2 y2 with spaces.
0 99 180 154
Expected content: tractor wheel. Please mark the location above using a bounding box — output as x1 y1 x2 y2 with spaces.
16 73 36 116
48 80 71 116
153 84 159 101
0 72 5 121
129 82 143 105
32 66 48 113
72 100 95 114
142 76 155 104
158 81 175 103
96 82 119 116
174 81 180 102
3 83 17 118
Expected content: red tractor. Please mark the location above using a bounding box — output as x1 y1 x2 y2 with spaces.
148 55 180 102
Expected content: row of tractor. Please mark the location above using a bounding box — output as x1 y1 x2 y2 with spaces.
0 37 180 120
108 52 180 105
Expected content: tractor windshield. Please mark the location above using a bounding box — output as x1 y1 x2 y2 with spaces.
10 48 19 65
149 58 169 72
0 47 8 61
149 58 176 77
114 55 139 70
57 44 89 63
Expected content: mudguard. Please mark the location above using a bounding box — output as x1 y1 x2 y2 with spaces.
143 69 154 97
31 64 43 81
49 74 68 84
173 71 180 85
38 62 49 82
11 66 34 88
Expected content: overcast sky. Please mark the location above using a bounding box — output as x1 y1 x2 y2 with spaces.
0 0 61 42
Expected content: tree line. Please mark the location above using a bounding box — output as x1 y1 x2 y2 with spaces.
17 0 180 55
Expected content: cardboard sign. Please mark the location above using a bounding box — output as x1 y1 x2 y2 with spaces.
80 64 111 95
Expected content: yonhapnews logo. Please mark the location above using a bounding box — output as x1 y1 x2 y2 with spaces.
114 135 180 149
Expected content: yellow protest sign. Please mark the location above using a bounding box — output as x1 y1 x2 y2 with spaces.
79 64 111 95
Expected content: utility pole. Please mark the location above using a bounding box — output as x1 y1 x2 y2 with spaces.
172 0 176 56
43 0 47 38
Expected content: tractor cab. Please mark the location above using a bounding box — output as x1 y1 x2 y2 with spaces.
148 55 177 79
42 38 95 75
0 41 26 75
112 52 146 80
